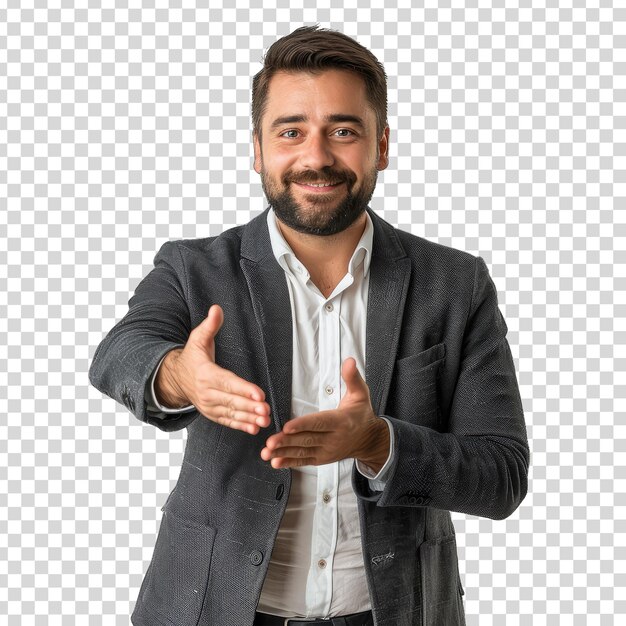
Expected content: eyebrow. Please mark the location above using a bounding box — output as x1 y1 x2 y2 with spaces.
270 114 366 130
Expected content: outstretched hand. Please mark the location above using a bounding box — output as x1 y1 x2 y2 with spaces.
155 304 272 435
261 357 390 472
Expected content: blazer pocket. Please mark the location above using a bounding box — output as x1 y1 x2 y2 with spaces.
387 342 446 429
396 341 446 371
419 534 466 626
135 511 216 626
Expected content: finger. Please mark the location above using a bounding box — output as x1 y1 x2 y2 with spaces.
265 432 320 450
269 455 318 469
209 414 262 435
199 392 271 428
282 414 331 435
191 305 224 361
341 357 367 392
209 388 271 419
206 304 224 334
264 445 322 460
203 404 271 428
210 364 267 403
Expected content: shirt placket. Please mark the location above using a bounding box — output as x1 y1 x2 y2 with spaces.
307 292 342 617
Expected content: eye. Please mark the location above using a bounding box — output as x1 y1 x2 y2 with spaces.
280 129 299 138
334 128 354 137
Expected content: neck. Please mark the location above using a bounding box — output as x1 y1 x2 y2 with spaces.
275 212 367 279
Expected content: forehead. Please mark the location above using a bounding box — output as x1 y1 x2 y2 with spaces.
263 69 374 128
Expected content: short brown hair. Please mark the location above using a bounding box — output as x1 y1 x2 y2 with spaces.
252 25 388 141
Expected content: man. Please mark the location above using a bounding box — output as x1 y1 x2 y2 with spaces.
89 25 529 626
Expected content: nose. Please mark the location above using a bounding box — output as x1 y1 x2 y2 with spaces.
299 132 335 170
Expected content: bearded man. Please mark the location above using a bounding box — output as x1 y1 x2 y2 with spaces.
89 25 529 626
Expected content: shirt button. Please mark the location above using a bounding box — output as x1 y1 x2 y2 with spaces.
322 492 331 504
324 303 334 312
250 550 263 566
318 559 327 569
325 386 334 395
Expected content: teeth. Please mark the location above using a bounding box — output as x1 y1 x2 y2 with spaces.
303 182 338 187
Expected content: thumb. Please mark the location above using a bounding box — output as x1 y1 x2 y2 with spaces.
341 357 367 395
191 304 224 359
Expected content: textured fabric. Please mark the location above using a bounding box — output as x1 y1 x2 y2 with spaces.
145 207 395 617
88 206 529 626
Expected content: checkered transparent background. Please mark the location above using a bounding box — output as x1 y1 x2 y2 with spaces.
1 1 623 624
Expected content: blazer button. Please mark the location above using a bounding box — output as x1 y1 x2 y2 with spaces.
250 550 263 566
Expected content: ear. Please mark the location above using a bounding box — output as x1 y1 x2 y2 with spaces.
253 131 262 174
376 126 390 171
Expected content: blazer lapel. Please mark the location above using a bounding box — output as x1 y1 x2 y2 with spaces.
240 208 293 431
365 208 412 415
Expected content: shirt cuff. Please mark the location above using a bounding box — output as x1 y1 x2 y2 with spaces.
145 353 196 415
355 417 394 491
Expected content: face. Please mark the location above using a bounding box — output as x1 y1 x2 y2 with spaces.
253 69 389 237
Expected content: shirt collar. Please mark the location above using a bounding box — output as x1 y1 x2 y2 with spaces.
266 206 374 280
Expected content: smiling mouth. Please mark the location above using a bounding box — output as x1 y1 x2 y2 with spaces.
294 181 343 192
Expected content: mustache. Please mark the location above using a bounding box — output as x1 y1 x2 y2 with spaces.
284 168 356 186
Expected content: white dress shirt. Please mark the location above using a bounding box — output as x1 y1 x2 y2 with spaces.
145 208 395 618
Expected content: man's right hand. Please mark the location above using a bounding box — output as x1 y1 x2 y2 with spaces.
154 304 272 435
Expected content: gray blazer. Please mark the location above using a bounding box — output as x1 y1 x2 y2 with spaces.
89 207 529 626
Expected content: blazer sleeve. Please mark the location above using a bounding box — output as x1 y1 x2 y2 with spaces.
353 256 530 520
88 240 199 432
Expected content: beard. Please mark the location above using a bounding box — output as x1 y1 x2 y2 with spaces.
259 164 378 236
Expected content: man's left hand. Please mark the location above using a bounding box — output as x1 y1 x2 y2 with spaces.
261 357 390 472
